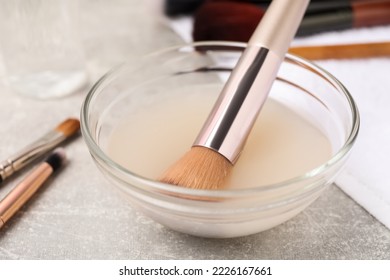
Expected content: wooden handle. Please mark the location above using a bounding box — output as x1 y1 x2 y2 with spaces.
289 41 390 60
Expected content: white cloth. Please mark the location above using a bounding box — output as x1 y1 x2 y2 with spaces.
167 16 390 229
295 27 390 230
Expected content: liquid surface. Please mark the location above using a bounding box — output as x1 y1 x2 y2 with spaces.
107 88 332 189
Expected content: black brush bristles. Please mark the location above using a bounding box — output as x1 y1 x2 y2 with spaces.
45 148 66 172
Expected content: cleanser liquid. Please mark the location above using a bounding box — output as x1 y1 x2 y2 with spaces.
107 87 332 189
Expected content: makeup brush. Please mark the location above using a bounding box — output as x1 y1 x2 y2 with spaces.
193 0 390 40
0 118 79 184
201 0 387 16
159 0 309 190
299 0 390 36
0 148 66 228
164 0 355 16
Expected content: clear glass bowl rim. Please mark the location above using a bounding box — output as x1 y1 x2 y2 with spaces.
80 41 360 198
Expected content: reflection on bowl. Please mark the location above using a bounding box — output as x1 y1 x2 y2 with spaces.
81 42 359 238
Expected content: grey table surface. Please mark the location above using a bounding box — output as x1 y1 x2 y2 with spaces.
0 0 389 260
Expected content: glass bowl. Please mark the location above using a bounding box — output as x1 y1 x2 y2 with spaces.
81 42 359 238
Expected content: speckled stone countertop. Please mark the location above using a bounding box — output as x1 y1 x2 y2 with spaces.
0 0 389 260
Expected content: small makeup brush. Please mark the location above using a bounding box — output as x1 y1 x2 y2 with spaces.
193 0 390 40
0 148 66 228
0 118 79 184
164 0 355 16
159 0 309 190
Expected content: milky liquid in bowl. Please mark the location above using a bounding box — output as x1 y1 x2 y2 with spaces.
81 42 358 237
106 84 332 189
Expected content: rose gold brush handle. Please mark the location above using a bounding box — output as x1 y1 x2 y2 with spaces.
194 0 309 163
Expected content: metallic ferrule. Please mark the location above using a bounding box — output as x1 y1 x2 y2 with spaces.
0 131 65 181
193 46 282 164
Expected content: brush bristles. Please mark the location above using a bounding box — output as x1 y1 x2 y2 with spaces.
45 148 66 172
159 146 232 190
55 118 80 137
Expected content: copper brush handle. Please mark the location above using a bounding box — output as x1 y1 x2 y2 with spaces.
193 0 309 163
0 149 66 228
290 41 390 60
